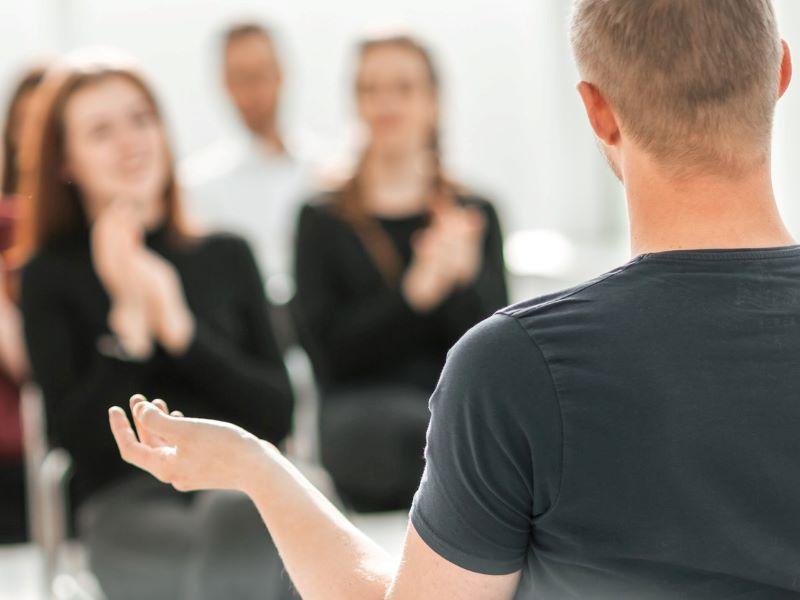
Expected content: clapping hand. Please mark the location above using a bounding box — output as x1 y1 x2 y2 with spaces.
92 198 194 357
429 202 485 286
92 199 152 357
402 202 486 312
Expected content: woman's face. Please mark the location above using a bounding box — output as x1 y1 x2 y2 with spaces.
62 75 169 227
356 45 438 156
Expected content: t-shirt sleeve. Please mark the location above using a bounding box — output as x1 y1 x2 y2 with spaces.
410 312 562 575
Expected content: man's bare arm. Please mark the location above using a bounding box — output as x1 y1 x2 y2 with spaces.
109 397 520 600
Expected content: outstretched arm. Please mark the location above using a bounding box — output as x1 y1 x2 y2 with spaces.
109 397 520 600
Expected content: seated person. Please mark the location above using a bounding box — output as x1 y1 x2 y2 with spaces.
182 21 312 296
293 33 508 512
109 1 800 598
0 64 44 543
18 52 295 599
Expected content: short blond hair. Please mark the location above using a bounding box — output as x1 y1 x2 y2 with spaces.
570 0 782 173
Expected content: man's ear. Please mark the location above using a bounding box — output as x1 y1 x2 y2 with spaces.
577 81 621 147
779 39 792 99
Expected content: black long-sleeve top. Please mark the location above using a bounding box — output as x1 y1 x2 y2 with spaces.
293 193 509 394
20 228 293 506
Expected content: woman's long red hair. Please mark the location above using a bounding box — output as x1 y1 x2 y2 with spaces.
14 54 190 265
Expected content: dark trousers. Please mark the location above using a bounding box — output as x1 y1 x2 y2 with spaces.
79 474 297 600
320 386 430 513
0 461 27 543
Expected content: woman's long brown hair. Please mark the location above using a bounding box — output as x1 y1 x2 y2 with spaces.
2 65 47 196
336 34 457 286
15 54 190 264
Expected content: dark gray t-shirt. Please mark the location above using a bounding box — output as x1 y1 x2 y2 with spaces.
410 246 800 599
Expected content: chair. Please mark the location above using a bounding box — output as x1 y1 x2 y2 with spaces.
266 288 341 502
281 341 341 502
276 317 409 557
20 383 103 600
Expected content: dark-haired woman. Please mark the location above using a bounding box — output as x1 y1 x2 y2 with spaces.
18 53 295 599
294 35 508 513
0 65 44 543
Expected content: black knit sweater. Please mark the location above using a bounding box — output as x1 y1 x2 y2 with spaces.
20 227 293 506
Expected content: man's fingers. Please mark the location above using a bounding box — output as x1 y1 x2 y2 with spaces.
171 410 184 418
130 396 171 444
130 394 147 444
130 394 158 446
147 399 172 447
129 393 148 413
131 395 169 415
108 407 172 479
134 401 187 440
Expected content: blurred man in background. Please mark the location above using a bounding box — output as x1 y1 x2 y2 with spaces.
182 22 312 301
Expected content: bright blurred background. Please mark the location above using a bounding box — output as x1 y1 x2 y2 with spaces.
0 0 794 298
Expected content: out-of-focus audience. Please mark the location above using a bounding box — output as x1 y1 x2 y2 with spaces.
182 22 312 299
292 33 508 512
0 19 510 600
0 65 43 544
16 52 295 599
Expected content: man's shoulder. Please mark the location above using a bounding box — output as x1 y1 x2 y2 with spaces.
451 312 529 357
444 313 544 395
501 256 650 324
442 258 654 408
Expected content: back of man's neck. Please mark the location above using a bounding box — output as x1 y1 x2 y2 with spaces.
626 163 795 257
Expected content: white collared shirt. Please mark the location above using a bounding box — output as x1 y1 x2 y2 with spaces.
181 134 313 287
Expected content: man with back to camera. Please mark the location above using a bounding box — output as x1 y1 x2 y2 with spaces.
182 21 311 299
109 0 800 598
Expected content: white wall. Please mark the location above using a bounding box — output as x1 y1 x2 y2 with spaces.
774 0 800 237
0 1 54 88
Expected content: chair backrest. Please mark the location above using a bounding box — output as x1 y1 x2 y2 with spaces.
283 344 321 465
266 292 341 502
265 294 324 466
20 382 47 547
19 382 76 597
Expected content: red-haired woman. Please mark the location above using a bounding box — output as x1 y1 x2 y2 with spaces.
293 34 508 512
18 52 295 599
